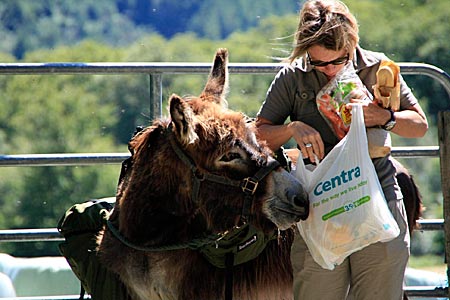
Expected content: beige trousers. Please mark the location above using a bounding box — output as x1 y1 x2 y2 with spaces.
291 199 410 300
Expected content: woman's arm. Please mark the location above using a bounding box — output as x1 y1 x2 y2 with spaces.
256 117 325 163
359 101 428 138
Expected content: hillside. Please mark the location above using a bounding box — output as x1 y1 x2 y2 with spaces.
0 0 301 59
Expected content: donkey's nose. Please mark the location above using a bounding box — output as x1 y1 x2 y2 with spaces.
289 191 309 221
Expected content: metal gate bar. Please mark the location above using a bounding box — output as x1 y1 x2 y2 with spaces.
0 218 443 243
1 62 449 120
0 62 448 299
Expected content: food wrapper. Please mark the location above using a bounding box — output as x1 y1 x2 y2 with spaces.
316 62 372 140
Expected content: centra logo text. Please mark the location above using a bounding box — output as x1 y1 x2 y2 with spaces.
314 166 361 196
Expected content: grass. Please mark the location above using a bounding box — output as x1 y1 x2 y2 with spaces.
409 254 447 275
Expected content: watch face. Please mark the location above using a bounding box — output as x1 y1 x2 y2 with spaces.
384 120 396 131
383 109 396 131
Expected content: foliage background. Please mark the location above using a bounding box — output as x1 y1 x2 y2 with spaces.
0 0 448 258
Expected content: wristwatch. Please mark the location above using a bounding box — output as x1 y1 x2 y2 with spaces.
382 109 396 131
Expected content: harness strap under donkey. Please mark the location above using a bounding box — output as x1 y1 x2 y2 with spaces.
107 126 281 300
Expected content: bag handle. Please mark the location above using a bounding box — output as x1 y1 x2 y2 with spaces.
347 103 369 153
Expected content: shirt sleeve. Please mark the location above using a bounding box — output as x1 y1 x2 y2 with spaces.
398 74 419 109
257 66 296 125
356 48 419 111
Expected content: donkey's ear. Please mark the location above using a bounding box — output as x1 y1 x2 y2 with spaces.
200 48 229 107
169 94 198 145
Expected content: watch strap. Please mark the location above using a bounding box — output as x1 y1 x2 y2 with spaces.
381 109 396 131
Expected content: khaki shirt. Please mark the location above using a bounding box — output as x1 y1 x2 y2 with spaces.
257 47 418 201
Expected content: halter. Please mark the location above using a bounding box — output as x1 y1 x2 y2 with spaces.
107 126 280 250
106 126 281 300
167 127 280 221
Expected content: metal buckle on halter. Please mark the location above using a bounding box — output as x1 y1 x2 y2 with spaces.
241 177 258 195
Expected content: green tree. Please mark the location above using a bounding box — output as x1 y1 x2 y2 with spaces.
0 0 449 258
0 42 124 255
0 0 145 58
348 0 450 116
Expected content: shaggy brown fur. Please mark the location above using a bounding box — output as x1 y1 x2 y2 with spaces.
394 161 424 300
392 158 424 236
98 49 310 300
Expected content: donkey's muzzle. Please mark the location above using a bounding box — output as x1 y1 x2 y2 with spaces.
289 190 309 221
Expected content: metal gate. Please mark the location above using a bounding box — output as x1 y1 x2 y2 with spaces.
0 61 449 299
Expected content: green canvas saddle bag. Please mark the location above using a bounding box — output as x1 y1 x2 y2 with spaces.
57 198 128 300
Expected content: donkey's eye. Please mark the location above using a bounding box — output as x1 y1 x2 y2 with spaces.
220 151 243 162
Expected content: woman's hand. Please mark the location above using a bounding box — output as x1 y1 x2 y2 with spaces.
288 121 325 163
348 99 391 127
347 87 391 128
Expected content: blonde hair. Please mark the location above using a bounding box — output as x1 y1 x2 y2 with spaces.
288 0 359 63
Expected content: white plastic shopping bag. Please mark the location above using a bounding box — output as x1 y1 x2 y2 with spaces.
295 104 399 270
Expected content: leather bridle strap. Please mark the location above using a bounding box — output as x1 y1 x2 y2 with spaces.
109 127 281 300
166 127 280 300
225 253 234 300
167 128 280 219
239 159 279 219
106 219 220 252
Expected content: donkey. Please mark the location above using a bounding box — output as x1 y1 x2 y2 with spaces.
393 158 424 236
98 48 310 300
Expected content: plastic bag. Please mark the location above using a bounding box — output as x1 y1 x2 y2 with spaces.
316 62 372 140
295 104 400 270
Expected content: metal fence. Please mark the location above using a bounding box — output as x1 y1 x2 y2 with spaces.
0 61 449 299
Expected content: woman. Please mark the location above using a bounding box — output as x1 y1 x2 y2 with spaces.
255 0 428 299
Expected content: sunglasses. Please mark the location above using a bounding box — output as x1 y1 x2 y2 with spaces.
307 53 350 67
